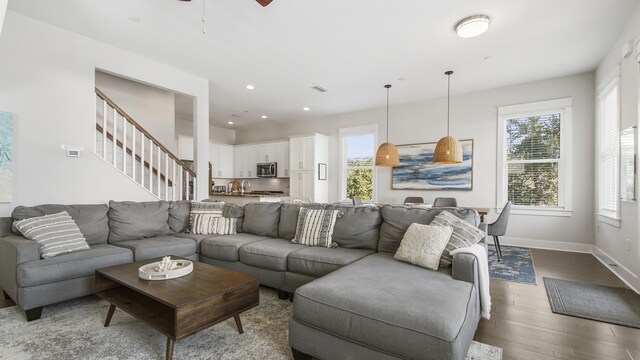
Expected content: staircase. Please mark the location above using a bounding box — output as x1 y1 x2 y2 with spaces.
94 88 195 201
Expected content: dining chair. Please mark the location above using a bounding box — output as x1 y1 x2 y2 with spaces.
433 197 457 207
403 196 424 204
488 201 512 262
352 197 363 205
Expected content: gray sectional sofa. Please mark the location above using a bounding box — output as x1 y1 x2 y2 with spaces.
0 200 485 360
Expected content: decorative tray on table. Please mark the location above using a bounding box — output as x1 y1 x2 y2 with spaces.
138 256 193 281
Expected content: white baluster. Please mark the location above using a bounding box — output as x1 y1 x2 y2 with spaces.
165 153 169 201
102 100 107 159
140 132 145 189
122 119 127 173
149 139 153 193
172 159 177 201
132 127 136 181
112 110 117 166
179 167 183 200
157 144 161 197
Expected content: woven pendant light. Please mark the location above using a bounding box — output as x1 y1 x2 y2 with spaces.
375 84 400 167
433 71 463 164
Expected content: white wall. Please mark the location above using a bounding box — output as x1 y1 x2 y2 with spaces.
175 118 236 145
96 71 177 153
237 73 596 250
594 3 640 291
0 0 7 38
0 11 209 216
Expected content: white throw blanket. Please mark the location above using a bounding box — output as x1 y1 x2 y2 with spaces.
450 244 491 319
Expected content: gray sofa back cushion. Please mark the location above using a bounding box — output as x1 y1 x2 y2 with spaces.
324 205 381 251
223 204 245 233
378 205 479 253
242 203 281 238
0 217 13 237
108 201 171 243
278 203 326 240
168 201 191 233
11 204 110 245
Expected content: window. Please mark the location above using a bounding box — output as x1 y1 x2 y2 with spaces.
497 98 572 216
339 125 377 202
597 77 620 221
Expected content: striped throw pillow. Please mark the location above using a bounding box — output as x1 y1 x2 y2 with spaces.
189 201 224 234
211 217 237 235
292 208 340 248
14 211 90 258
431 211 485 267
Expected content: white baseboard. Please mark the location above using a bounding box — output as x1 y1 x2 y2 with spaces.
491 236 593 253
592 246 639 294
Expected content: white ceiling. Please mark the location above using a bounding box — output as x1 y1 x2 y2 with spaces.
8 0 639 129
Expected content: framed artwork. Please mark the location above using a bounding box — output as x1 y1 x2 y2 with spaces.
318 163 327 180
0 111 13 202
391 139 473 191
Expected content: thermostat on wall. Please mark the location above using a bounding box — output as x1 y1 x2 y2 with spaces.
66 148 80 157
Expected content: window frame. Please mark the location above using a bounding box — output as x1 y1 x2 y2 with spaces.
596 73 621 226
338 125 378 202
496 98 573 217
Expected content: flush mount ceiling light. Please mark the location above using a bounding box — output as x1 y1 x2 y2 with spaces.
455 15 490 38
227 121 234 125
261 115 268 119
303 107 310 111
246 84 255 90
375 84 400 167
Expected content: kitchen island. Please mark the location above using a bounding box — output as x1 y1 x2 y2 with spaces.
209 192 287 205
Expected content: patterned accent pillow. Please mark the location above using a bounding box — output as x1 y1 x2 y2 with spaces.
211 217 237 235
14 211 90 258
431 211 485 267
292 208 340 248
189 201 224 234
394 223 453 271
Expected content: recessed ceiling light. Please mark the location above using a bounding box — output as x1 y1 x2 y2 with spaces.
455 15 490 38
227 121 234 125
246 84 255 90
129 16 141 23
261 115 268 119
303 107 310 111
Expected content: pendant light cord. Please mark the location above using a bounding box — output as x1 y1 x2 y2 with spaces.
446 72 451 137
386 85 390 142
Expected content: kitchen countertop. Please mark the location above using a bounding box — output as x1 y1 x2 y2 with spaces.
209 192 287 198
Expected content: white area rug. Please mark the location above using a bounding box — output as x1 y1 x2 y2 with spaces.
0 288 501 360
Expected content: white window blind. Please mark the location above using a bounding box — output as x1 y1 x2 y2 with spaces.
598 80 619 217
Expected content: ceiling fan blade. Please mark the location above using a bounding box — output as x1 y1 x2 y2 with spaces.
256 0 273 6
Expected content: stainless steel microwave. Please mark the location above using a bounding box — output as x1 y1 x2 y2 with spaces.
257 162 277 177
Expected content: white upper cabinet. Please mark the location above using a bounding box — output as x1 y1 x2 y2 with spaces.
178 135 194 161
210 143 235 179
276 141 290 177
257 143 278 163
290 136 316 171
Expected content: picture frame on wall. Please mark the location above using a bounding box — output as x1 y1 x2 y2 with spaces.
318 163 327 180
0 111 13 203
391 139 474 191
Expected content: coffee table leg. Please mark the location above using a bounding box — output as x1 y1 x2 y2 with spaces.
166 338 175 360
234 314 244 334
104 304 116 327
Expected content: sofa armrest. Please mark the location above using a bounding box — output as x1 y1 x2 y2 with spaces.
0 235 39 300
477 223 487 245
451 252 479 286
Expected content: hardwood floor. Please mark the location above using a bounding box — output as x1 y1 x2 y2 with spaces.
475 248 640 360
0 249 637 359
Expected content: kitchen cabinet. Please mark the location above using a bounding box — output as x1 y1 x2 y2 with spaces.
178 135 194 161
289 134 328 202
210 143 234 178
276 141 289 177
257 143 278 163
234 145 258 178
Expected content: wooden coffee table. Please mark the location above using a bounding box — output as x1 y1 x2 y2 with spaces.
95 257 259 360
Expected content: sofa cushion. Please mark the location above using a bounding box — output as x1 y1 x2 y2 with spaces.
108 201 171 243
12 204 110 245
171 232 218 253
292 208 340 248
200 233 269 261
293 252 478 360
287 247 374 277
278 203 325 240
168 201 190 233
242 203 281 237
325 205 381 251
14 211 90 258
239 238 306 271
16 244 133 287
112 236 196 261
378 205 480 253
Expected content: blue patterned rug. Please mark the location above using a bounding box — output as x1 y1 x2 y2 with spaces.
488 244 537 285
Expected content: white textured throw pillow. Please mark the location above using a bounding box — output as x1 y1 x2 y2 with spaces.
14 211 90 258
292 208 340 248
189 201 224 234
394 223 453 271
431 211 485 267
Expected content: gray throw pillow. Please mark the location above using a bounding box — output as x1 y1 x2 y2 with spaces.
108 201 171 243
14 211 90 258
431 211 485 267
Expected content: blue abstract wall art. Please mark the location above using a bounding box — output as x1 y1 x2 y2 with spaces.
391 139 473 191
0 111 13 202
